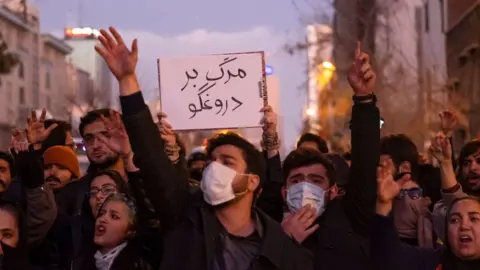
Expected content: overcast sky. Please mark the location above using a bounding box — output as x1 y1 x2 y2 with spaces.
33 0 325 151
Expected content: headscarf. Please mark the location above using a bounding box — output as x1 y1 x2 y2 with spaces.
441 196 480 270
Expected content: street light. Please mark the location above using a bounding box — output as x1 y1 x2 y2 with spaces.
321 61 335 70
306 108 316 116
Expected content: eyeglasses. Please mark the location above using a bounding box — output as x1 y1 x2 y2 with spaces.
396 188 423 200
87 186 117 198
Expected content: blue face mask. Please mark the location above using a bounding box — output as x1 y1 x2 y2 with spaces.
286 182 328 218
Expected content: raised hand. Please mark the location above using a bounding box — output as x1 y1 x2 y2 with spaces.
26 109 57 144
157 113 176 145
97 111 132 157
347 42 376 96
376 158 410 204
260 105 277 135
281 205 319 244
439 110 457 136
11 128 29 153
95 27 138 81
429 132 452 164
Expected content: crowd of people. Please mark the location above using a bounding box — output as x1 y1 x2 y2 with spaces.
0 27 479 270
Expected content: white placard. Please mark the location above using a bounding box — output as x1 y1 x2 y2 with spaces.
158 52 266 130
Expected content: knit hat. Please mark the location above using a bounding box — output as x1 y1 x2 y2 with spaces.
43 146 81 178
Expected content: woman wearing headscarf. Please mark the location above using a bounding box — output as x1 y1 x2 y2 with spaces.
372 159 480 270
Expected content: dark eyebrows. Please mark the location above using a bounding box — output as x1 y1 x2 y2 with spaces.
449 212 461 218
288 173 305 179
219 153 237 161
468 211 480 216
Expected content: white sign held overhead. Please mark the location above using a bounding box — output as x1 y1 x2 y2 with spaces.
158 52 267 131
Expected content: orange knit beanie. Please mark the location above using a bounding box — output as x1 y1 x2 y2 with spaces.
43 146 81 178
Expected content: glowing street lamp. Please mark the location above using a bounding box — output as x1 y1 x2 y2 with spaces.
306 108 316 116
321 61 335 70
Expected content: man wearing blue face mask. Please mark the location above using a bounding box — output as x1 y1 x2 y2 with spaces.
273 42 380 270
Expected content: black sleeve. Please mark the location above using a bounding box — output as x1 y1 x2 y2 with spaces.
371 214 442 270
16 147 44 189
121 92 190 230
256 153 284 222
342 99 380 236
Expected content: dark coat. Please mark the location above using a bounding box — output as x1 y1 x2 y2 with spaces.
258 98 380 270
120 92 314 270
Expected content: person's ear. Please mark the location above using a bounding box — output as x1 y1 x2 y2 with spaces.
328 184 339 200
247 174 260 192
399 161 411 174
281 186 286 201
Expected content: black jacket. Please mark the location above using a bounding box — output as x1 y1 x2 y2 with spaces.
120 91 313 270
259 98 380 270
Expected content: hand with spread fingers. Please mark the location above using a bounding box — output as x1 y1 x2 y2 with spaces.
95 27 138 81
11 128 29 153
376 158 410 216
347 41 376 96
26 109 57 145
429 132 452 164
157 113 176 145
281 204 320 244
97 111 132 158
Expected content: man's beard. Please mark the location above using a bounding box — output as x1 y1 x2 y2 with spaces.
460 172 480 195
0 179 6 193
88 155 119 172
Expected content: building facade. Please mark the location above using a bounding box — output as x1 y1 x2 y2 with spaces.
445 0 480 142
64 27 112 110
0 2 75 149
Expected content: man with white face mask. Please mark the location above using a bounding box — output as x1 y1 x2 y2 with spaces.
267 42 380 270
97 27 313 270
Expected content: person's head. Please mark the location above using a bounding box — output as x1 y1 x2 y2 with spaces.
79 109 120 169
42 120 73 152
297 133 329 153
94 193 137 252
446 197 480 260
0 200 24 255
187 152 208 181
43 146 80 191
202 132 265 208
380 134 419 189
188 152 208 170
281 148 338 216
458 140 480 193
88 170 129 217
0 152 13 194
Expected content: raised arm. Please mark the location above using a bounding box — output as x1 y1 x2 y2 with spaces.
373 160 442 270
343 43 380 236
95 27 190 228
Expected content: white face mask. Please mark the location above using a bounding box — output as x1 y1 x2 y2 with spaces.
286 182 327 218
201 161 247 206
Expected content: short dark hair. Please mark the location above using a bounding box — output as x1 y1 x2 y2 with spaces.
282 148 336 187
206 132 266 190
297 133 329 153
0 151 14 175
42 119 72 152
380 134 419 180
458 139 480 168
79 108 115 137
187 152 208 167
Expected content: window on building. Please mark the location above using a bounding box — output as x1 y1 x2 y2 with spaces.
424 2 429 32
18 62 24 79
19 87 25 104
45 72 50 89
